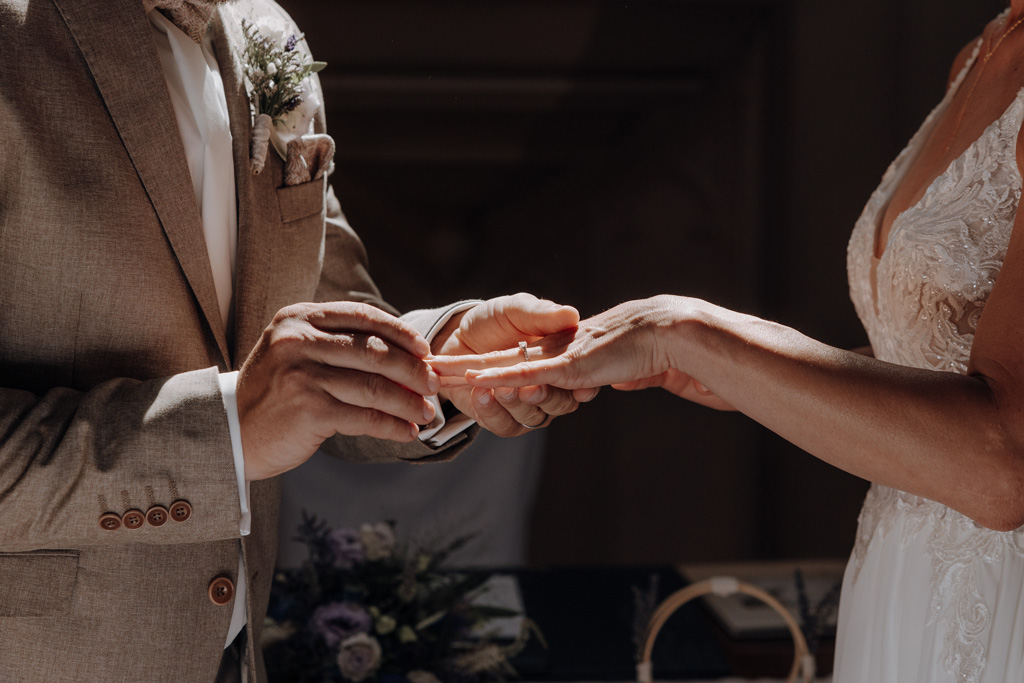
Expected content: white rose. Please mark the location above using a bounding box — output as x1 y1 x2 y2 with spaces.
254 14 290 49
360 522 396 561
270 80 321 160
336 633 382 683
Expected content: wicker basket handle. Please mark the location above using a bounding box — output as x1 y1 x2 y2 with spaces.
636 576 814 683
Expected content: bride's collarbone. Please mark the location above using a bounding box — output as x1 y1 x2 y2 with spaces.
875 76 1024 258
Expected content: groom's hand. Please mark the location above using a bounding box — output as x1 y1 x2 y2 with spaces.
237 302 441 481
431 293 598 436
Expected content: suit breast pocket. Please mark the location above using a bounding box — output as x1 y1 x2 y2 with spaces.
275 176 328 300
0 551 79 617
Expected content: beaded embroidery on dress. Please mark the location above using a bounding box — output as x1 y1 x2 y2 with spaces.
839 22 1024 683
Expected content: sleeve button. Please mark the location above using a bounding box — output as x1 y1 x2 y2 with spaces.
169 500 192 522
146 505 169 527
99 512 122 531
208 576 234 606
122 509 145 530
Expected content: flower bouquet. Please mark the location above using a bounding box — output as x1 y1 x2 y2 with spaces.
263 514 542 682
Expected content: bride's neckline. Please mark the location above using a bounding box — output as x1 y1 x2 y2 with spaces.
870 39 984 263
871 6 1024 263
871 80 1024 264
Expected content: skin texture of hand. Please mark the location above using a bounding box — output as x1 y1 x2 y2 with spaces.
432 296 733 411
430 293 599 436
236 302 441 481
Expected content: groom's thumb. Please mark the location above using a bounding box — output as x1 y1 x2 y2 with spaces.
497 294 579 336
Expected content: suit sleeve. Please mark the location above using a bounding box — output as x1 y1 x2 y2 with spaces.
313 185 480 464
0 368 244 552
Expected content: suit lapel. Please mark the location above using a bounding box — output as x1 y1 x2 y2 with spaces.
212 5 276 367
52 0 231 367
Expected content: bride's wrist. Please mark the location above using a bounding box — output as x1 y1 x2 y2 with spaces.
646 295 709 371
647 294 704 368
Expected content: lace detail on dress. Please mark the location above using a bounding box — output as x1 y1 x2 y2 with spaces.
845 19 1024 682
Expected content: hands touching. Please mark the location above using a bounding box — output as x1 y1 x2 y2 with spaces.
234 295 722 482
430 293 600 436
432 296 735 411
236 302 440 481
235 295 599 482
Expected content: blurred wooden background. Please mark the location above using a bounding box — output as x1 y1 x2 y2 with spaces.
278 0 1007 565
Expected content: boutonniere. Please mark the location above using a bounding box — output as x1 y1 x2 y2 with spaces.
241 18 326 175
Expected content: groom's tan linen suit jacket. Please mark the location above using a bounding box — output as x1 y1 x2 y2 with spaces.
0 0 473 680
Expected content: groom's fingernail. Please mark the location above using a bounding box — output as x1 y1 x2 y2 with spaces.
520 387 540 403
476 391 493 406
497 388 516 400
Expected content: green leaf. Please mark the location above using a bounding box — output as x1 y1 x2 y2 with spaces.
309 61 328 74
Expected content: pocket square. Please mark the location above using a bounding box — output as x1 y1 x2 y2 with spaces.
284 134 335 187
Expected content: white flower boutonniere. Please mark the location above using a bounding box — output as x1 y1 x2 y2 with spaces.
241 17 326 174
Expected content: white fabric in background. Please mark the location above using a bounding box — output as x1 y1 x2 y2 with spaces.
276 429 546 569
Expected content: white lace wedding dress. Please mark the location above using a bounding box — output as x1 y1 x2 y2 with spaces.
836 25 1024 683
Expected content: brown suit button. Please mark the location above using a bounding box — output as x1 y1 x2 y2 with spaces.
169 500 192 522
146 505 169 527
122 509 145 529
208 576 234 606
99 512 122 531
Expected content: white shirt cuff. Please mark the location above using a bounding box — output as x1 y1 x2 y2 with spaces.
418 301 480 447
219 371 251 536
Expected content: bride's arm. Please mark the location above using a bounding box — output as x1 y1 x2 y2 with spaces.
460 285 1024 532
455 153 1024 531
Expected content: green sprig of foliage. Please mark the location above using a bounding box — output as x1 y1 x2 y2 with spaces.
241 19 326 124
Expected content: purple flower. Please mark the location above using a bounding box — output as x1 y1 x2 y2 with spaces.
336 633 382 682
311 602 372 648
284 34 299 52
327 528 365 568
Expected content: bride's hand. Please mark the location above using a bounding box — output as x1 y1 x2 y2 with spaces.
431 296 733 409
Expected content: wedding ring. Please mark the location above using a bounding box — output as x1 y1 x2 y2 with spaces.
519 341 530 363
519 416 551 430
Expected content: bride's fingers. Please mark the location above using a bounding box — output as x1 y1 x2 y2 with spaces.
428 343 547 376
465 357 572 388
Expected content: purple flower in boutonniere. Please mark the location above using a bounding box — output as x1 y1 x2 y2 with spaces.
241 17 326 174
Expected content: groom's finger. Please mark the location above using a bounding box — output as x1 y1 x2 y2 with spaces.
469 387 532 437
519 384 582 416
490 294 580 337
